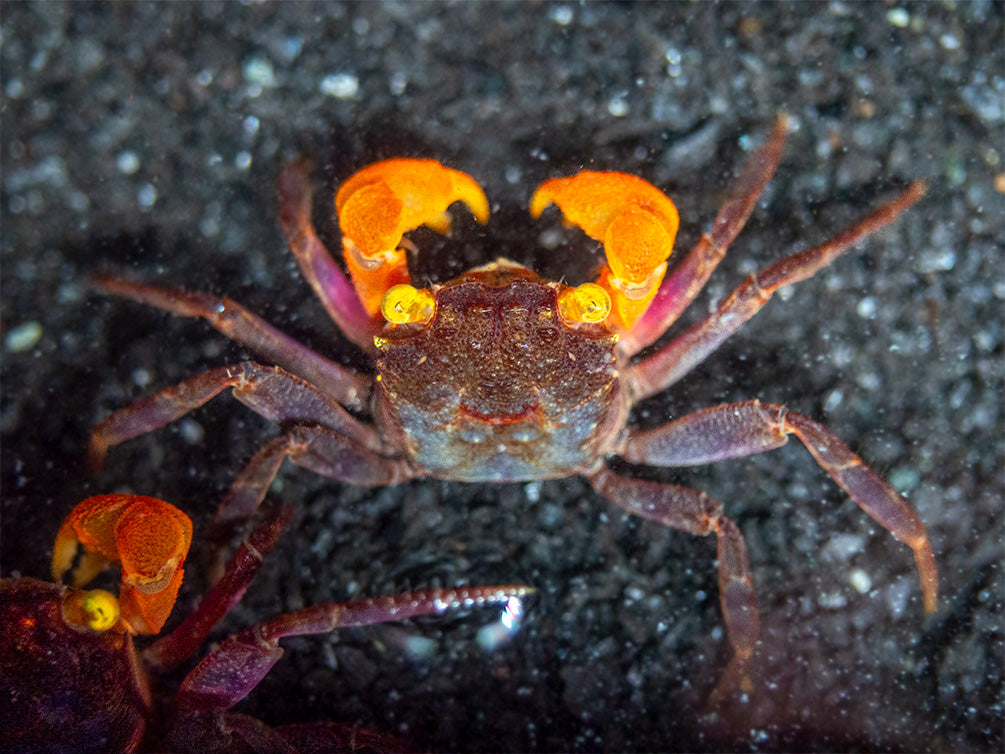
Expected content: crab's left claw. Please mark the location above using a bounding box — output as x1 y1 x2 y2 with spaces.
530 172 679 329
52 495 193 634
335 158 490 317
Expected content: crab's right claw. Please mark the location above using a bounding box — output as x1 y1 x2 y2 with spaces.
530 172 680 330
51 495 193 634
335 158 489 317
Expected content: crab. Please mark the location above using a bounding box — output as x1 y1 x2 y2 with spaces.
2 494 531 752
90 117 937 701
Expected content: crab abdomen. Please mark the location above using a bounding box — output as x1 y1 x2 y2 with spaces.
375 270 625 481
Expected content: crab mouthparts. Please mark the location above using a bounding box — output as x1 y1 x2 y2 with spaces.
459 403 541 425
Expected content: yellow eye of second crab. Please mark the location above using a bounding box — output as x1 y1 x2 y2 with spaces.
62 588 120 633
380 284 435 324
558 283 612 324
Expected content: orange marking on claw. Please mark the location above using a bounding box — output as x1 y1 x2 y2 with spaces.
335 158 490 316
51 495 192 634
530 171 679 329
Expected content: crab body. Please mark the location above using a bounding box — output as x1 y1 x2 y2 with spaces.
91 118 938 702
375 261 624 481
2 578 147 753
2 495 530 753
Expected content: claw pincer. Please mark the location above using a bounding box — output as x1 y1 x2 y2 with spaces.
530 170 680 328
335 158 489 316
52 494 192 634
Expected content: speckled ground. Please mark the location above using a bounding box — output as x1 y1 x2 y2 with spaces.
2 3 1001 752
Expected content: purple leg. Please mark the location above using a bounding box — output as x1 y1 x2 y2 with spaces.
211 423 415 531
620 116 789 355
94 275 372 411
145 508 291 671
621 400 938 613
587 467 759 703
175 585 533 713
276 159 381 353
91 361 381 470
626 180 926 400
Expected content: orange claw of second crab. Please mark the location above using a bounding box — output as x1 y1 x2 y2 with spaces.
529 171 680 329
51 495 193 635
335 158 490 317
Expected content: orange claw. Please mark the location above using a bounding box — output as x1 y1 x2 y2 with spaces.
51 495 193 634
335 158 490 317
530 171 680 329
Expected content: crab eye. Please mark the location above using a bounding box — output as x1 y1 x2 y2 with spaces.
62 588 120 633
558 282 611 324
380 284 435 325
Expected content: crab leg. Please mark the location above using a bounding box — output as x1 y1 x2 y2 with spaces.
621 115 790 355
627 180 926 401
621 400 938 613
146 508 290 671
176 585 533 713
91 361 381 471
335 158 489 316
277 159 381 352
210 424 415 530
587 468 758 703
94 275 371 412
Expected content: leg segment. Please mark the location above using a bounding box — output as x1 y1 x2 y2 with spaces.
94 275 371 411
146 508 290 671
620 115 789 354
212 424 414 530
277 159 381 353
91 361 381 470
587 467 758 703
627 180 926 400
621 400 937 612
176 584 533 713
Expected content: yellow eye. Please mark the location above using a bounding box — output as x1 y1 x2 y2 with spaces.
558 283 611 324
380 284 435 324
62 588 120 633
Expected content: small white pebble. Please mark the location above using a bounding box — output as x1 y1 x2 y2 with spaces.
242 115 260 135
179 418 204 444
320 73 359 99
548 5 573 25
5 321 43 352
243 56 277 88
887 8 909 28
939 33 960 50
524 480 541 503
389 71 408 96
116 150 140 175
402 635 437 659
607 95 629 117
138 183 158 209
856 296 878 319
849 568 873 594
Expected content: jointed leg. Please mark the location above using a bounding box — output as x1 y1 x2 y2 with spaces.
94 275 371 411
277 160 381 353
91 361 381 470
587 467 759 703
627 181 926 400
213 423 414 530
146 507 291 671
621 115 789 354
176 584 533 713
621 400 937 612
